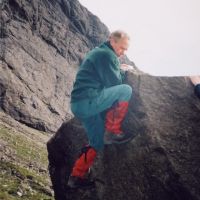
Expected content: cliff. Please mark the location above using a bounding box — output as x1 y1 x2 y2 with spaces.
1 1 200 200
1 0 134 132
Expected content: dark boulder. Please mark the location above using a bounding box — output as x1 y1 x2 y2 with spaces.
47 72 200 200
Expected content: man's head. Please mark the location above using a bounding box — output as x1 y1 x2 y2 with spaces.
109 30 130 57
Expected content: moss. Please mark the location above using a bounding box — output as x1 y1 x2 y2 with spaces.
0 161 53 200
0 126 48 166
0 124 53 199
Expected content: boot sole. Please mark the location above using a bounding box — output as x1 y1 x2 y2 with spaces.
68 184 95 190
104 134 134 145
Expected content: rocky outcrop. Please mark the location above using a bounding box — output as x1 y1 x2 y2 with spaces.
0 0 138 132
47 72 200 200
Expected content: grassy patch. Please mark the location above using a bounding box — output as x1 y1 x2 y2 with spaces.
0 124 53 199
0 161 53 200
0 126 48 166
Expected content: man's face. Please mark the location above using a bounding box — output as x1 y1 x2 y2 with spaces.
110 38 129 57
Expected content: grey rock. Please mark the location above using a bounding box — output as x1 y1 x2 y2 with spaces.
47 72 200 200
0 0 111 132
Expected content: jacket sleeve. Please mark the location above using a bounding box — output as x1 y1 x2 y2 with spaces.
93 51 123 87
120 69 127 82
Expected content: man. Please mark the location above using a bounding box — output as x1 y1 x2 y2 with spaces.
190 76 200 99
68 30 134 189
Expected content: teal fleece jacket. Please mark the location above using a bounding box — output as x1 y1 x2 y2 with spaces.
70 41 126 103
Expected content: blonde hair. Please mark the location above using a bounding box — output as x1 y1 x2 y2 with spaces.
109 30 130 42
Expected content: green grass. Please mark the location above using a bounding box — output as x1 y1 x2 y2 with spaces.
0 124 53 200
0 126 48 166
0 161 53 200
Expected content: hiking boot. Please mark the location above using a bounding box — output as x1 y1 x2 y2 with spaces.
67 175 95 189
104 131 134 145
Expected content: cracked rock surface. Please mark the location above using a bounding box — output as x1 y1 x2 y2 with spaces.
0 0 113 132
47 73 200 200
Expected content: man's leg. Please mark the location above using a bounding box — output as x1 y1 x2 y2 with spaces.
94 84 132 114
71 84 133 145
71 84 132 118
94 84 133 144
72 84 133 144
68 114 104 189
68 84 132 188
68 145 97 189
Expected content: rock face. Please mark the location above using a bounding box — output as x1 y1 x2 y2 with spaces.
0 0 115 132
47 72 200 200
2 1 199 199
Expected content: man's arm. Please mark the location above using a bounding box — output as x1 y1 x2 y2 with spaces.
120 64 134 71
94 52 123 87
190 76 200 86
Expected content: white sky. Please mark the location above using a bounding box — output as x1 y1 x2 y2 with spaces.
79 0 200 76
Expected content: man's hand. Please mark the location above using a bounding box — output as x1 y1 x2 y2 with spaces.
190 76 200 86
120 64 134 71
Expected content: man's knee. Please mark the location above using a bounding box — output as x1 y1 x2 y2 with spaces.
120 84 132 101
124 84 132 95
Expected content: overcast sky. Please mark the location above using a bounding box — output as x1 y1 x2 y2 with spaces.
79 0 200 76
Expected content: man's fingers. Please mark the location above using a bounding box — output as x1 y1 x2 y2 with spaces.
121 64 134 71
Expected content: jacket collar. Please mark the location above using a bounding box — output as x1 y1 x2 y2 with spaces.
100 41 116 55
